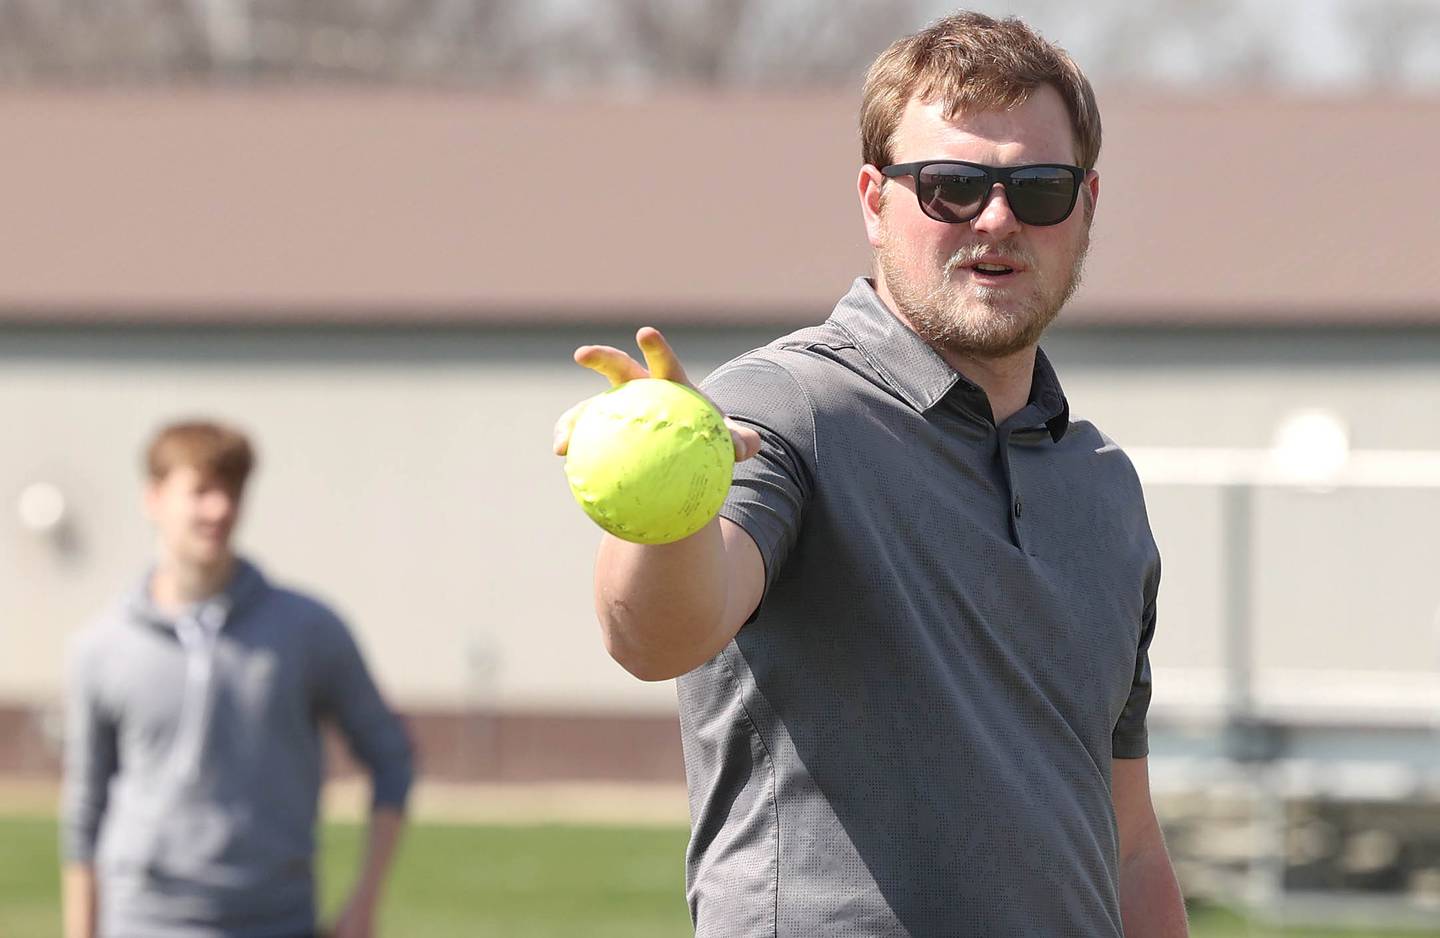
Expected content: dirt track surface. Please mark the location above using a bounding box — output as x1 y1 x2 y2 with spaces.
0 776 690 827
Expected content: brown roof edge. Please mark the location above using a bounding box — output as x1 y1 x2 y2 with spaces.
1 88 1437 328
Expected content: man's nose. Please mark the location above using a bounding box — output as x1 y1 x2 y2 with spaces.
971 183 1022 239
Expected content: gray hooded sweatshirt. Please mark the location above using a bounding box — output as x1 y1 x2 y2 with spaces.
62 559 413 938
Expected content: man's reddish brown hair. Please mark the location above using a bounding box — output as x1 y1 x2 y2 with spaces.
860 11 1102 171
145 419 255 492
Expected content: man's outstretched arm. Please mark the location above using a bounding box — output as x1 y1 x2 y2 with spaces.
555 327 765 681
591 515 764 681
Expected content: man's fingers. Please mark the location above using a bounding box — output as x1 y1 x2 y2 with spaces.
568 329 740 461
636 327 692 385
726 419 763 462
574 345 649 388
573 329 690 388
553 401 588 456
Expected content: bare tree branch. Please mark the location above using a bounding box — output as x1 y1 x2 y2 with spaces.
0 0 1437 89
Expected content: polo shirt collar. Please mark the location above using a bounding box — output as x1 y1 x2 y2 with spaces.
1027 347 1072 443
830 277 1070 442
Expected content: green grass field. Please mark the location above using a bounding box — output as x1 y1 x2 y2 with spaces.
2 815 1435 937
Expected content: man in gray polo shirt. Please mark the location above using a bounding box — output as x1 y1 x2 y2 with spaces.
554 12 1186 937
62 420 413 938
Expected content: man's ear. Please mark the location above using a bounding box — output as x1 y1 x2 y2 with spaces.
858 164 887 249
1084 169 1100 221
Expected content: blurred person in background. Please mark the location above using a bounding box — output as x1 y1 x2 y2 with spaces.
61 420 413 938
554 11 1187 937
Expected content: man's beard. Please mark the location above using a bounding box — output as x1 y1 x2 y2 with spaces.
878 219 1090 360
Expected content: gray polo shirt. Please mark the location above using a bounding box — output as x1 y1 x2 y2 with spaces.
681 278 1161 937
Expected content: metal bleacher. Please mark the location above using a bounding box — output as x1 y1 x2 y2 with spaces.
1135 438 1440 927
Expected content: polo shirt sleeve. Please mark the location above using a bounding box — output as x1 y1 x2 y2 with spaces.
701 354 817 596
1112 556 1160 759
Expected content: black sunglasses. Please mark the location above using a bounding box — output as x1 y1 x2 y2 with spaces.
880 160 1085 227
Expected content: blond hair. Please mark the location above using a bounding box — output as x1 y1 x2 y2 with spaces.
860 11 1101 171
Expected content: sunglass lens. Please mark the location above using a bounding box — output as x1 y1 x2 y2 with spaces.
916 164 989 222
1006 167 1078 225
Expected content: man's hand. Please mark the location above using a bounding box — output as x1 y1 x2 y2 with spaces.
553 326 760 462
552 325 767 680
327 893 377 938
324 806 404 938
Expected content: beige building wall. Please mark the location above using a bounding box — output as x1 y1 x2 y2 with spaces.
4 324 1440 722
1050 329 1440 723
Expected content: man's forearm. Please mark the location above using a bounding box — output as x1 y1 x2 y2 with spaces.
62 863 98 938
1119 843 1188 938
594 518 740 681
347 807 406 914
